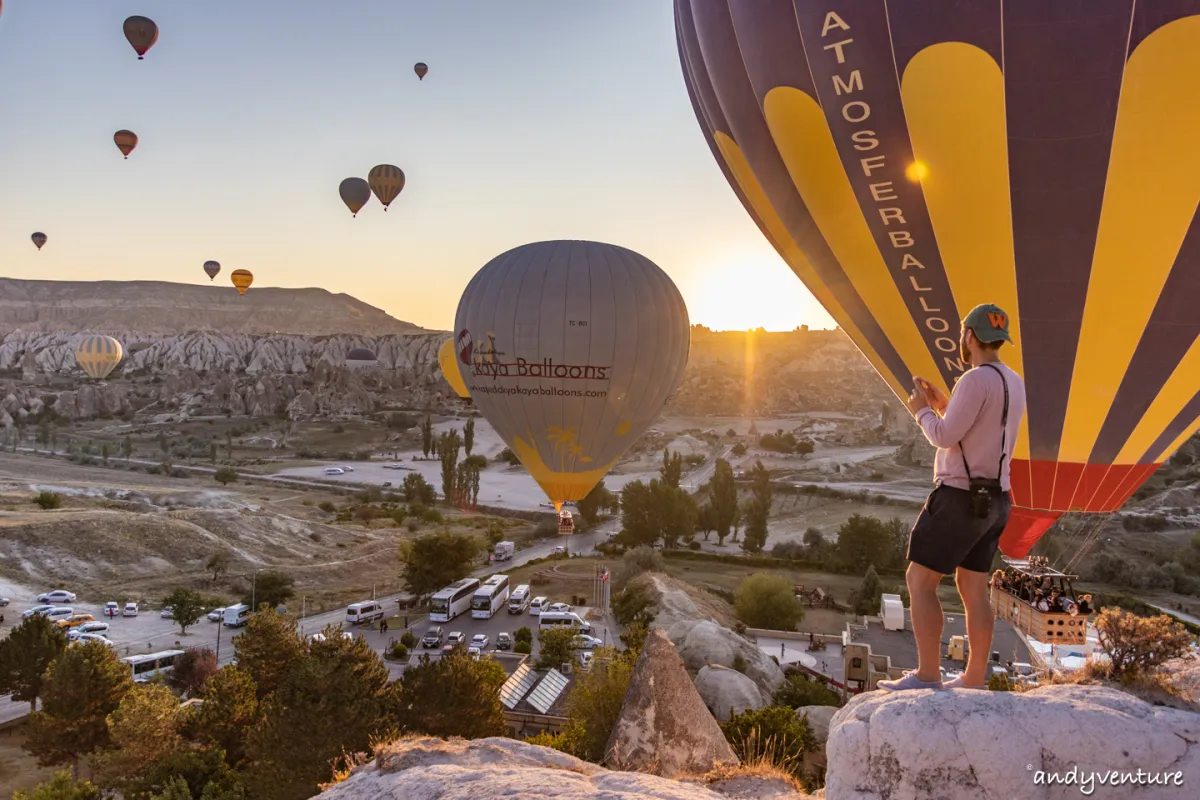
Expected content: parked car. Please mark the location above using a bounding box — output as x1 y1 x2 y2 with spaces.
340 466 355 472
547 602 572 613
68 621 110 640
56 613 97 629
104 602 119 617
552 546 566 555
470 634 490 650
467 646 482 659
381 481 392 487
160 607 175 619
37 590 77 604
73 633 115 648
308 631 354 643
578 651 594 669
446 631 466 648
0 597 10 607
123 603 139 617
495 632 512 651
573 634 603 650
207 607 226 622
421 626 444 648
23 605 55 618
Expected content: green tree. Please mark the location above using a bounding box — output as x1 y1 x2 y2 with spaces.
577 480 617 524
696 503 716 541
159 432 169 455
91 684 186 797
34 490 63 510
660 447 683 489
24 641 134 768
242 634 394 800
190 666 260 766
734 574 804 632
144 745 245 799
147 778 193 800
209 442 218 464
741 500 769 554
0 614 69 712
399 530 481 598
720 705 814 779
163 588 207 635
233 611 304 701
13 771 101 800
439 429 462 505
402 472 437 505
206 551 230 584
536 627 580 670
558 648 635 761
243 571 294 611
225 432 232 460
168 648 218 698
834 514 895 574
849 564 884 616
213 467 238 486
514 626 533 644
421 415 433 458
772 672 842 709
36 421 50 450
123 435 133 462
397 650 506 739
708 458 738 545
497 447 520 466
731 442 747 456
463 416 475 457
100 443 110 464
619 479 696 548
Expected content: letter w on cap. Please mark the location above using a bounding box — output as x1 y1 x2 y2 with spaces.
987 312 1008 328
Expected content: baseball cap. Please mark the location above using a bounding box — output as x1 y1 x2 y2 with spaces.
962 303 1013 344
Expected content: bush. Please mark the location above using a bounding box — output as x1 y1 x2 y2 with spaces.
514 626 533 644
735 574 804 631
773 671 842 708
1095 608 1192 680
515 640 532 654
731 653 747 674
720 705 814 779
688 541 701 550
612 582 655 627
391 642 409 659
497 447 521 467
33 491 62 510
317 501 336 513
214 466 239 486
731 443 747 456
616 546 665 584
988 673 1013 691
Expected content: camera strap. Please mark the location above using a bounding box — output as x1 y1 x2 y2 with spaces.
959 363 1009 487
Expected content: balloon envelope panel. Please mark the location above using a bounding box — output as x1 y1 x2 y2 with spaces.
676 0 1200 556
75 335 124 379
438 338 471 399
455 240 690 506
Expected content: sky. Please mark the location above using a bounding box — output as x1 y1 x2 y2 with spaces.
0 0 835 333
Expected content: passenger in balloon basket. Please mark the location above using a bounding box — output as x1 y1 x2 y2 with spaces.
878 305 1028 692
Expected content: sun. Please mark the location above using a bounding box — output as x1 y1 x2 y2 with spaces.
685 257 835 332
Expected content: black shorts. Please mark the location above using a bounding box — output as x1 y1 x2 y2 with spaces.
907 484 1011 574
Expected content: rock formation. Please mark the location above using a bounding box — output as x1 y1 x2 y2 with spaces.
695 664 768 721
606 629 738 777
317 736 810 800
826 684 1200 799
673 620 785 701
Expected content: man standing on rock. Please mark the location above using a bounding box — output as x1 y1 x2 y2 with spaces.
879 305 1027 692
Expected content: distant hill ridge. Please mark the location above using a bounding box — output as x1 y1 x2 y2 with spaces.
0 278 428 336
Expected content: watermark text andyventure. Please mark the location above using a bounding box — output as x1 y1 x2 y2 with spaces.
1028 764 1184 796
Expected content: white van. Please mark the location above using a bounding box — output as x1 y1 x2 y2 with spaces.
345 601 386 626
538 610 592 635
223 603 251 627
324 467 345 475
508 585 531 614
44 607 75 622
529 596 548 616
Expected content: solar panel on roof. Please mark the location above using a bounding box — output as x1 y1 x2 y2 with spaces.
499 663 536 710
526 668 570 714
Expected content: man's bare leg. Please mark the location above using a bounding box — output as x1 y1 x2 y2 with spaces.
907 562 944 682
956 567 994 686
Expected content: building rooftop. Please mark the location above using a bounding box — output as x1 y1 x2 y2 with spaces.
499 662 578 717
849 609 1032 671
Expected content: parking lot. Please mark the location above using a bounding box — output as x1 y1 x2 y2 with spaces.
403 604 620 661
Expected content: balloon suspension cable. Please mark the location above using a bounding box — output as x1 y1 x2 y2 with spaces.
1063 512 1115 575
1051 516 1095 569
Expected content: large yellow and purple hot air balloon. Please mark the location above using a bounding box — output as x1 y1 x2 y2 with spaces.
75 335 123 380
230 269 253 296
456 241 690 512
676 0 1200 557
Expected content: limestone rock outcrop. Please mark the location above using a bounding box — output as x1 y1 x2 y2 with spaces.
606 628 738 777
673 620 785 701
826 684 1200 799
695 664 768 721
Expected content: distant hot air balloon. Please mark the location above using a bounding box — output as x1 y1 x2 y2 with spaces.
31 232 47 251
75 335 124 380
231 269 253 296
339 177 371 217
367 165 405 211
414 62 429 80
437 338 471 400
346 347 378 369
456 240 690 512
123 15 158 60
675 0 1200 558
113 130 138 159
203 261 221 281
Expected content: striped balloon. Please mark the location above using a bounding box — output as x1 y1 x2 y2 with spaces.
230 269 253 296
676 1 1200 557
113 130 138 159
367 165 405 211
75 336 123 380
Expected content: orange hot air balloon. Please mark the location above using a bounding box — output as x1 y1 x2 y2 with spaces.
230 269 253 296
114 130 138 159
123 16 158 60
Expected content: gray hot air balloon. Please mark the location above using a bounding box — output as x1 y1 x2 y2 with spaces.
455 240 690 510
203 260 221 281
339 177 371 217
31 232 47 251
346 347 377 369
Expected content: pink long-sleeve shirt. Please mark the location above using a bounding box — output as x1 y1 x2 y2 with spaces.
914 362 1027 492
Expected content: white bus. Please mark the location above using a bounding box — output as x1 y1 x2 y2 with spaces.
345 600 386 626
471 574 511 619
508 584 531 614
429 578 480 622
122 649 185 683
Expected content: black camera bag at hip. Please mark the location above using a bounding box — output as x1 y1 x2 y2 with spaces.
959 364 1010 520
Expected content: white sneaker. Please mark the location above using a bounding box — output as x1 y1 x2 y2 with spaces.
877 671 943 692
942 675 986 690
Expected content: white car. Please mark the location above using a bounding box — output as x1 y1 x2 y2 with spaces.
207 607 226 622
446 631 466 647
0 597 10 607
470 634 490 650
23 605 55 618
308 631 354 643
552 546 566 555
467 646 482 659
160 607 175 619
103 601 119 618
340 466 355 472
547 602 572 613
37 590 77 604
573 634 603 650
123 603 139 617
68 621 110 639
73 633 115 648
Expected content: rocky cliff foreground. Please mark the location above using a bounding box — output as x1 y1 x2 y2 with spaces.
0 278 426 336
